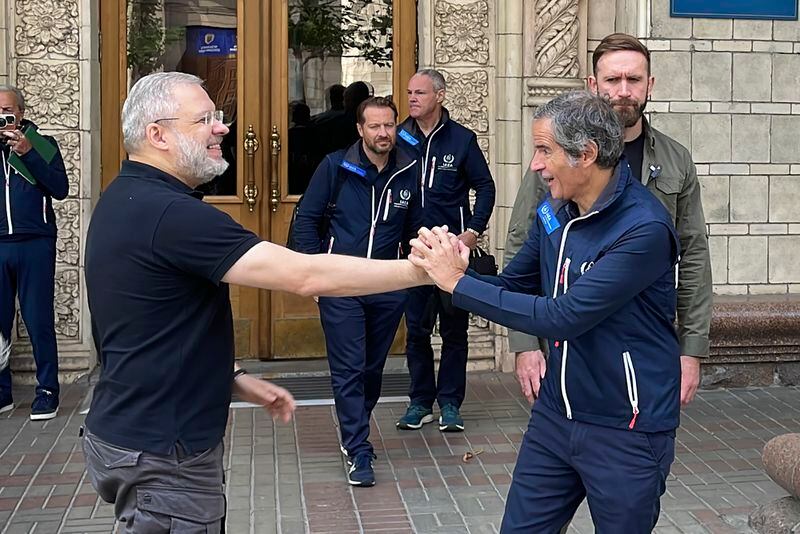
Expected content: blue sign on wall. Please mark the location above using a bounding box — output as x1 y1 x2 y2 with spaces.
671 0 798 20
186 26 237 56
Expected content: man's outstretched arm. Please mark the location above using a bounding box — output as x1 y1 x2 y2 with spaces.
223 241 431 297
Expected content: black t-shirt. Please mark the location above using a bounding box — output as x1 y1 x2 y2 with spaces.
623 131 645 181
85 160 261 455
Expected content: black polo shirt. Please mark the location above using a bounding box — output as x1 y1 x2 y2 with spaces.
85 160 261 455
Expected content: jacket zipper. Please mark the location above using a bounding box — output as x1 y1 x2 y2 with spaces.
459 206 465 234
428 156 436 188
3 153 12 235
623 351 640 429
552 211 599 420
419 123 444 208
367 160 417 259
327 236 335 254
383 188 391 221
559 258 572 419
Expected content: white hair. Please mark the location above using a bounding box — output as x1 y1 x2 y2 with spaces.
121 72 205 153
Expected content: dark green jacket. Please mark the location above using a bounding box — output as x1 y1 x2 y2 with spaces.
504 118 712 357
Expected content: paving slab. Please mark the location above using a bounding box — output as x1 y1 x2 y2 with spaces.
1 373 797 533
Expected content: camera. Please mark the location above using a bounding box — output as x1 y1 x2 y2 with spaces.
0 114 15 131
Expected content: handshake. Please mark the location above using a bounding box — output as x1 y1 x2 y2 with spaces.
408 226 471 294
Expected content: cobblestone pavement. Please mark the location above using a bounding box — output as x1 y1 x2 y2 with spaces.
0 373 797 533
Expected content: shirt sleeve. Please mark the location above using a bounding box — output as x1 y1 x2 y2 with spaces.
152 196 263 284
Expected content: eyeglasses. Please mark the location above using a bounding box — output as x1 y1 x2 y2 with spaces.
155 110 225 126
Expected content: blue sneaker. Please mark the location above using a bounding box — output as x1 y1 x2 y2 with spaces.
0 389 13 415
30 389 58 421
347 452 376 487
438 404 464 432
396 404 434 430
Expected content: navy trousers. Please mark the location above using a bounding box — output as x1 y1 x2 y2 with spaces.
501 403 675 533
404 285 469 409
0 237 59 396
318 290 407 457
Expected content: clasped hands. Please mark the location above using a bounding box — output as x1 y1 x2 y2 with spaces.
409 226 470 294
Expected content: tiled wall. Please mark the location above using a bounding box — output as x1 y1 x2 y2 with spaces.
640 1 800 295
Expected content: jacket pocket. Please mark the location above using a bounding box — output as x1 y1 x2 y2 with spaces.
622 351 640 429
650 176 680 220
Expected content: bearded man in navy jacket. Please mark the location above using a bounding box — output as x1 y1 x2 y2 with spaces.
410 91 681 533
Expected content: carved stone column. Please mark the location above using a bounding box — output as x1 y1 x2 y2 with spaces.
522 0 587 164
9 0 97 382
418 0 497 366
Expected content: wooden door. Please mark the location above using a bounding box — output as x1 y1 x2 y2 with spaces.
265 0 416 358
101 0 416 359
100 0 268 358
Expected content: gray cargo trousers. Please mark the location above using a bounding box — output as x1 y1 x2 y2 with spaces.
82 427 226 533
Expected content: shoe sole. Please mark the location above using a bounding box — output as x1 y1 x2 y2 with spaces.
396 413 434 430
347 478 376 487
30 409 57 421
0 403 13 415
438 419 465 432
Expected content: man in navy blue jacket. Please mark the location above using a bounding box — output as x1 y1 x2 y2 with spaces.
293 96 423 487
0 85 68 420
410 91 681 533
395 69 495 432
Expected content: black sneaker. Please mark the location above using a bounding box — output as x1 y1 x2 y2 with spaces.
30 390 58 421
0 389 13 415
347 452 376 487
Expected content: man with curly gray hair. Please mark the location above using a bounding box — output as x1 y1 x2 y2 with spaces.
409 91 681 532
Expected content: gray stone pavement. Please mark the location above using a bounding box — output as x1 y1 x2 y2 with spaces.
0 372 798 533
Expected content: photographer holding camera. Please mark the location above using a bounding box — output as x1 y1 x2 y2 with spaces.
0 84 68 420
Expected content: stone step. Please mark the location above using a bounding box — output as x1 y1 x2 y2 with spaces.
7 354 91 386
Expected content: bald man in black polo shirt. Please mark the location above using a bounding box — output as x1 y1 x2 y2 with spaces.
83 72 429 533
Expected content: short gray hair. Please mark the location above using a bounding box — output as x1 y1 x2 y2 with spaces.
533 91 623 169
122 72 205 153
416 68 446 92
0 85 25 111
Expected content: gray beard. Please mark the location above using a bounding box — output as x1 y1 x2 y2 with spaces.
174 131 229 185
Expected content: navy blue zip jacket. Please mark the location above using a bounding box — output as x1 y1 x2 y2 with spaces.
292 141 423 260
0 119 68 238
397 108 495 234
452 161 682 433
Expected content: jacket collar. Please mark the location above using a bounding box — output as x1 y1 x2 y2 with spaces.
340 140 414 178
546 158 631 219
120 160 204 199
400 107 450 141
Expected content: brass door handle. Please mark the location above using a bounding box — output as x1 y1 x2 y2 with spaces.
269 125 281 213
243 125 260 213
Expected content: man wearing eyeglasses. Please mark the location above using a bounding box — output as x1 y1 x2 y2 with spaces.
83 72 431 532
0 84 68 421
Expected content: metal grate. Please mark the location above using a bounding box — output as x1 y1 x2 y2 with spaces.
237 373 411 402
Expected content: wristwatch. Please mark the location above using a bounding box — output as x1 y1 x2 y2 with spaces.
466 228 481 238
232 368 248 381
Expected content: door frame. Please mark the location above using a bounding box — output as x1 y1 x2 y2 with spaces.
100 0 417 359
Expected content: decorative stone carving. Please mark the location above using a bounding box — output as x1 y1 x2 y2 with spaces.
443 70 489 133
477 137 489 164
533 0 580 78
54 200 80 266
434 0 490 65
16 61 80 129
525 77 586 107
51 131 80 198
54 268 80 339
15 0 80 57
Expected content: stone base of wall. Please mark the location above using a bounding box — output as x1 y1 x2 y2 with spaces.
703 294 800 388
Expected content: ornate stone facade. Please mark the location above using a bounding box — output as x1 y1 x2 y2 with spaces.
8 0 95 379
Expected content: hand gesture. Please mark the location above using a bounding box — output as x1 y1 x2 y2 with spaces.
409 226 469 293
